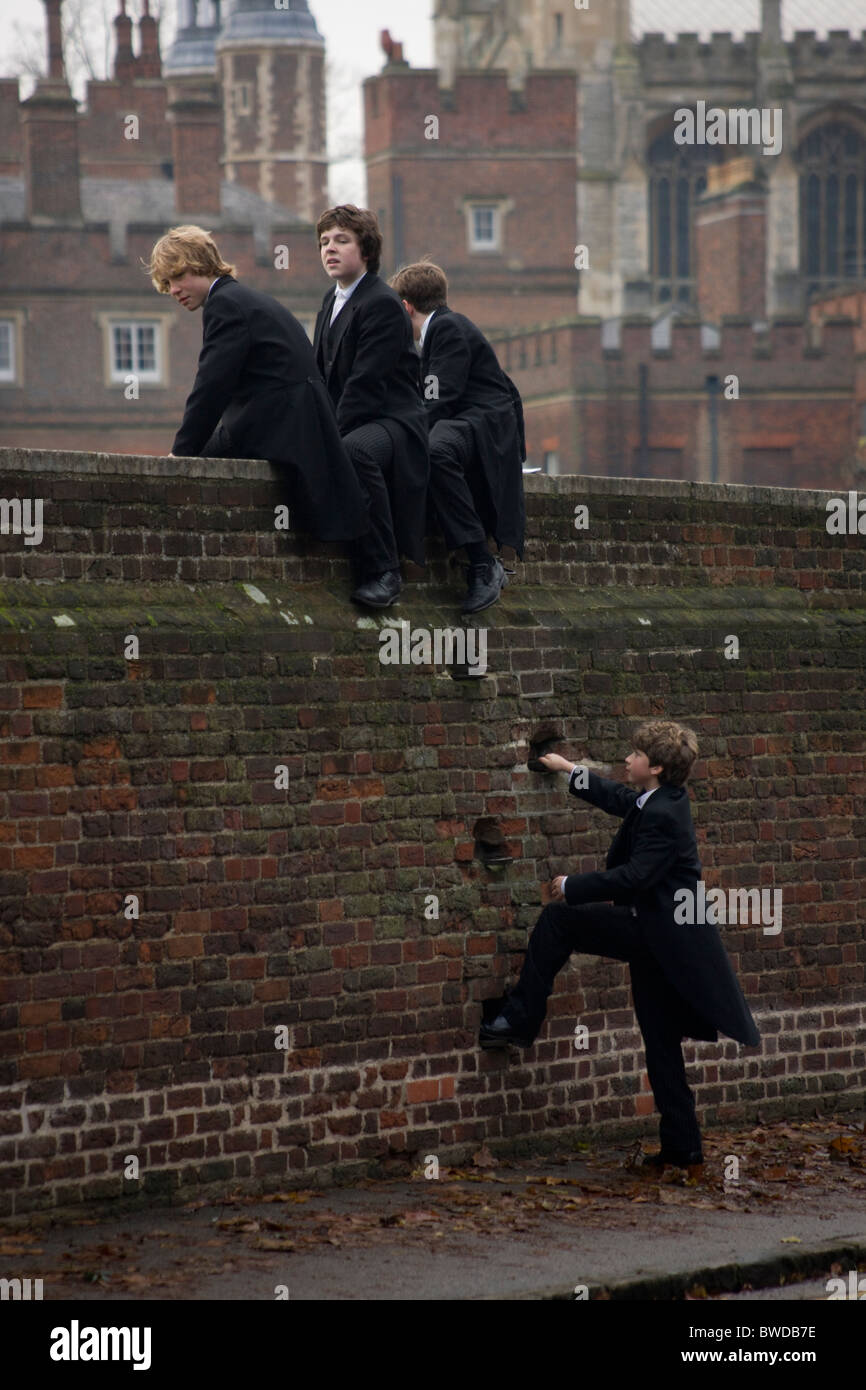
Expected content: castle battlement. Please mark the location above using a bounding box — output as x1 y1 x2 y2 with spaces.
639 30 761 82
364 68 577 156
493 316 856 372
639 27 866 84
790 29 866 67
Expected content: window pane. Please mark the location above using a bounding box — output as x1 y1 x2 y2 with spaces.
0 322 12 373
136 325 156 371
657 177 671 278
844 174 859 278
113 325 132 371
805 174 821 276
676 176 690 279
826 174 839 276
473 207 495 243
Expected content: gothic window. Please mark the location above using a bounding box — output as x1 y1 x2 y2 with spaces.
799 121 866 300
647 129 723 306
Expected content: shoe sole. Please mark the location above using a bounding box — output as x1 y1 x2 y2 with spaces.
479 1033 533 1050
351 592 401 608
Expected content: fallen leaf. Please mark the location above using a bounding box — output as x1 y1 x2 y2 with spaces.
829 1136 856 1160
472 1145 498 1169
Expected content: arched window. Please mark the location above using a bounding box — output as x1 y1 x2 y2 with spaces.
799 121 866 300
647 128 724 306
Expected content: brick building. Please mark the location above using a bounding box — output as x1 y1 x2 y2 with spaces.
0 0 332 456
1 0 865 485
365 0 866 485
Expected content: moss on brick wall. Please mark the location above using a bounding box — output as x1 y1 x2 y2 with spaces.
1 451 865 1212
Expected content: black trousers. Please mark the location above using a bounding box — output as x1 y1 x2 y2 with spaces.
342 422 400 577
427 419 487 552
502 902 703 1157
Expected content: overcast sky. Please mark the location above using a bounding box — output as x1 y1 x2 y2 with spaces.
0 0 863 202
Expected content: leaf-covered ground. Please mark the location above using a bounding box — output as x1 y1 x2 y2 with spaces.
3 1118 863 1299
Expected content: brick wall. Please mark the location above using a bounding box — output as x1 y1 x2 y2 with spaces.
1 449 865 1214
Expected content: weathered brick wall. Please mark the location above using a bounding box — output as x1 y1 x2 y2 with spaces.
1 448 865 1215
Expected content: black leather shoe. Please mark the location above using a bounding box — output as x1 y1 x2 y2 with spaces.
639 1148 704 1171
351 569 402 608
478 1013 533 1049
461 556 508 615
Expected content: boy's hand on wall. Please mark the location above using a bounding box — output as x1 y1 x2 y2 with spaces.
548 876 567 901
536 753 575 774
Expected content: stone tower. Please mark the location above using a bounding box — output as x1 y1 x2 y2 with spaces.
433 0 635 316
216 0 327 221
433 0 631 85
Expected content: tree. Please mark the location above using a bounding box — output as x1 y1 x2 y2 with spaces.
3 0 177 103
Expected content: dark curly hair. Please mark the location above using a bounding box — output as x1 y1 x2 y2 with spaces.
316 204 383 275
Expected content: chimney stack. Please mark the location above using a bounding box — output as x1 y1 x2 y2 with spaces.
138 0 162 80
113 0 136 83
168 82 223 216
21 0 82 221
695 158 767 323
45 0 65 80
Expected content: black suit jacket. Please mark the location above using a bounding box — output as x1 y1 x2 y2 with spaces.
172 276 368 542
564 769 760 1047
420 305 526 556
313 272 429 566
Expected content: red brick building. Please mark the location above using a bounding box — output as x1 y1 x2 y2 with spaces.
363 1 866 487
2 0 865 488
0 0 333 457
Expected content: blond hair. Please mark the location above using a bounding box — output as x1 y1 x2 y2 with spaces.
144 225 237 294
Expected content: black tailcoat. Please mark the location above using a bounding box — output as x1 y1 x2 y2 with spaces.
172 277 369 542
420 306 526 556
313 272 429 566
563 770 760 1047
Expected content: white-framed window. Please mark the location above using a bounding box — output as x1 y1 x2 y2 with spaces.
471 205 499 251
462 198 511 254
0 320 15 382
110 320 160 383
235 83 251 116
0 314 25 385
95 315 170 387
472 206 497 247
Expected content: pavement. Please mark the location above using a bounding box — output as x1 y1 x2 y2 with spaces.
3 1118 865 1301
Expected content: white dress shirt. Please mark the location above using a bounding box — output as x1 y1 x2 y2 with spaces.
636 786 659 808
417 310 436 353
330 270 367 326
